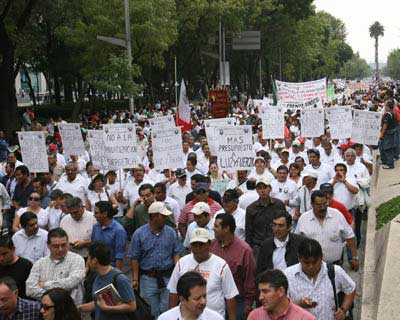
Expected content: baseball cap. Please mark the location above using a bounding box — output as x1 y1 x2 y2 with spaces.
194 182 209 192
320 183 334 193
255 156 266 163
148 202 172 216
256 178 272 187
190 202 211 215
292 141 301 148
301 170 318 179
190 228 211 243
281 148 290 154
49 144 57 151
175 168 186 178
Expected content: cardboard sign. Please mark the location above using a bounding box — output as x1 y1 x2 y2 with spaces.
102 124 139 169
152 128 185 170
277 96 323 111
87 130 108 170
260 108 285 139
18 132 49 173
351 110 382 146
300 109 325 137
149 115 176 132
58 123 86 158
204 117 236 155
209 88 230 118
325 106 353 139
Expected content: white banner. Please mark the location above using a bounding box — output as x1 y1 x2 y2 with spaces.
204 117 236 155
103 124 139 170
300 109 325 137
277 96 323 111
213 125 255 170
152 128 185 170
260 107 285 139
325 106 353 139
58 123 86 158
18 132 49 173
87 130 108 170
149 115 176 132
252 98 270 112
351 110 382 145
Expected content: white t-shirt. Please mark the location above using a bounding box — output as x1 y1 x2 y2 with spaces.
329 178 359 210
248 169 274 181
168 254 239 317
304 163 335 188
270 179 298 215
158 305 224 320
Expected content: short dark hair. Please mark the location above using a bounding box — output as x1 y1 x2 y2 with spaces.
177 271 207 300
307 149 320 158
20 212 37 228
0 236 14 249
187 158 197 166
47 228 68 244
95 201 114 218
246 180 256 190
295 156 305 163
138 183 154 195
88 241 111 266
154 182 166 193
50 189 63 200
256 269 288 294
273 210 292 227
15 165 29 176
215 213 236 234
191 174 204 183
0 276 18 291
334 163 347 172
298 238 323 258
276 165 289 173
311 190 327 203
65 197 83 209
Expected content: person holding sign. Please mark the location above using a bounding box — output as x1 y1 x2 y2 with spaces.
379 100 398 169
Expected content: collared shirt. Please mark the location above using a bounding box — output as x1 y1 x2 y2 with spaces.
123 178 153 207
26 251 86 304
183 219 214 248
289 186 318 214
0 298 40 320
247 300 316 320
294 207 354 262
158 305 224 320
167 182 192 211
210 236 256 307
215 207 246 240
13 181 34 207
179 198 222 226
91 220 127 266
12 229 49 263
128 224 183 271
55 174 87 203
272 236 289 271
284 262 355 320
304 163 335 188
330 177 358 210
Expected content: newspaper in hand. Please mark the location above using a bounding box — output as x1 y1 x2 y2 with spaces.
94 283 122 306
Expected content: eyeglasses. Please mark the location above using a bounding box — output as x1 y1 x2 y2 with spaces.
29 197 41 201
40 303 55 311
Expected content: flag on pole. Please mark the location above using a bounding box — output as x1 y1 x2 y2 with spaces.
177 79 192 132
271 75 278 106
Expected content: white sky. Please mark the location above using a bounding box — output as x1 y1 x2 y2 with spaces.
314 0 400 63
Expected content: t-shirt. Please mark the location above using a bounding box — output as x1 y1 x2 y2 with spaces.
0 257 32 298
158 305 224 320
92 268 135 320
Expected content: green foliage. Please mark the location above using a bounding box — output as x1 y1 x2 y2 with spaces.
339 52 372 79
376 196 400 230
369 21 384 39
386 49 400 80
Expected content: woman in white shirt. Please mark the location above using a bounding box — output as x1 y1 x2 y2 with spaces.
289 162 303 189
209 162 230 196
86 173 118 211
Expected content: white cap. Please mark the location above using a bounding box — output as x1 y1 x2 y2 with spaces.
148 202 172 216
190 202 210 215
301 170 318 179
190 228 211 243
256 178 272 187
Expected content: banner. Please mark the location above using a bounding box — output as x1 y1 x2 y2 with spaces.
252 97 270 112
300 109 325 137
103 124 139 170
260 108 285 139
351 110 382 145
213 125 255 170
152 128 185 170
327 84 335 102
209 88 230 118
58 123 86 158
18 132 49 173
149 115 176 132
277 96 323 111
87 130 108 170
177 79 192 131
325 106 353 139
204 117 236 155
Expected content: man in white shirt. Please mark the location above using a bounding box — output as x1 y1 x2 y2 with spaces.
304 149 335 188
330 163 359 210
168 169 192 211
271 165 298 216
320 142 341 168
154 182 180 224
289 140 308 165
121 166 153 207
239 180 259 210
168 228 239 319
55 163 87 203
183 202 214 249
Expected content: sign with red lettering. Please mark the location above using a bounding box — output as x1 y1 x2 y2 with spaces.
209 88 230 118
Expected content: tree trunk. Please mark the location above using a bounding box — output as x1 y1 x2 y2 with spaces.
375 37 379 81
22 65 37 106
54 72 61 105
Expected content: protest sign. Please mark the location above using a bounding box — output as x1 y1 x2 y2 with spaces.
277 96 323 111
149 115 176 131
325 106 353 139
211 179 230 196
204 117 236 155
252 98 270 112
58 123 86 158
351 110 382 145
213 125 255 170
103 124 139 169
17 132 49 173
152 128 185 170
300 109 325 137
87 130 108 170
260 108 285 139
209 88 230 118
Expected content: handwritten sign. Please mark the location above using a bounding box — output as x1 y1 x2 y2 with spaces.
214 125 255 170
277 96 323 111
87 130 108 170
300 109 325 137
204 118 236 155
325 106 353 139
276 78 327 103
103 124 139 169
152 128 185 170
260 108 285 139
17 132 49 173
351 110 382 145
149 115 176 131
58 123 86 158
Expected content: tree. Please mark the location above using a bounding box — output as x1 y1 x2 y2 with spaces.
339 52 371 79
386 49 400 80
369 21 384 81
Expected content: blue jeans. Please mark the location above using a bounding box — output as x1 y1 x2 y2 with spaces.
140 275 169 318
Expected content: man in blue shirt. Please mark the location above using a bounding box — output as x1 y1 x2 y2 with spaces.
128 201 183 318
0 131 8 163
92 201 127 270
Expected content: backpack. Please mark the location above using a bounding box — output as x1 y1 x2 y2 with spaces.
327 264 353 320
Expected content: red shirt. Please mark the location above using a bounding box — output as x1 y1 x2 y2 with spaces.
393 105 400 122
178 198 222 225
248 300 316 320
330 199 353 225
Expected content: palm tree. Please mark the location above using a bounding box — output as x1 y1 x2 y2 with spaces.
369 21 385 81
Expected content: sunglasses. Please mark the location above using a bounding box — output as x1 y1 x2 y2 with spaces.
40 303 55 311
29 197 41 201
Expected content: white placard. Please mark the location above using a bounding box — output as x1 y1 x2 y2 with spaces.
300 109 325 137
17 132 49 173
325 106 353 139
214 125 255 170
149 115 176 131
277 96 323 111
351 110 382 145
204 117 236 155
152 128 185 170
260 108 285 139
87 130 108 170
252 98 270 112
103 124 139 170
58 123 86 158
276 78 327 103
